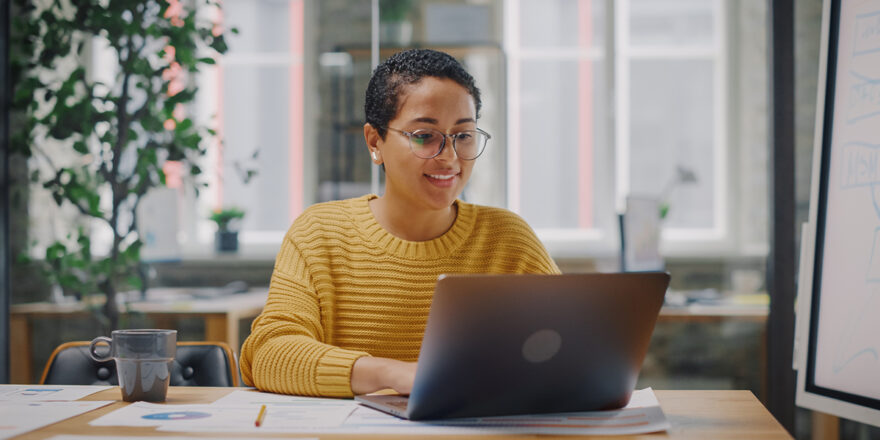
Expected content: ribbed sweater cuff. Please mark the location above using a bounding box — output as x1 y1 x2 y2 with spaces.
315 348 370 397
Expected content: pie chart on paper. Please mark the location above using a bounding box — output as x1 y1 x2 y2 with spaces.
142 411 211 420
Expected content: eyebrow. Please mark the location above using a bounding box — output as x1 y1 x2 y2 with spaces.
408 117 477 125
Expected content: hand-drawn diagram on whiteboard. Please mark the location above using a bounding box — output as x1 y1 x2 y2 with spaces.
836 141 880 373
841 142 880 281
847 71 880 123
826 5 880 378
852 9 880 56
848 10 880 123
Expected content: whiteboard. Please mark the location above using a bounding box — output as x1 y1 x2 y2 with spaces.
795 0 880 427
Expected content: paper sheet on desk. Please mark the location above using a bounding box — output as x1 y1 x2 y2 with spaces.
340 388 670 436
0 400 113 440
210 389 359 407
89 394 358 431
89 388 668 436
0 384 111 401
163 388 667 436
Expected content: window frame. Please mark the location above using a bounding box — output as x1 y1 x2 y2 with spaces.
187 0 306 255
506 0 750 259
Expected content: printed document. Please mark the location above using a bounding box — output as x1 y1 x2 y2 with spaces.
90 397 357 431
0 400 113 440
89 387 668 435
0 384 111 401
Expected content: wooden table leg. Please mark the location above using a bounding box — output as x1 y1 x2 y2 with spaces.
10 314 32 383
204 314 237 353
812 411 839 440
226 315 241 355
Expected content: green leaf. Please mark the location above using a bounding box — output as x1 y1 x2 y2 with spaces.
46 242 67 262
126 274 143 290
210 35 228 54
176 119 194 134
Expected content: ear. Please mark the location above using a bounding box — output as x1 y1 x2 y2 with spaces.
364 123 383 164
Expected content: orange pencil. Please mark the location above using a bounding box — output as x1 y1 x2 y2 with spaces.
254 404 267 427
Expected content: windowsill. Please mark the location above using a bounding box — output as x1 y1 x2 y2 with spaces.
160 242 284 264
148 241 766 292
166 242 768 266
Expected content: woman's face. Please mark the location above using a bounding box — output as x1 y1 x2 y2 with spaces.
376 77 478 212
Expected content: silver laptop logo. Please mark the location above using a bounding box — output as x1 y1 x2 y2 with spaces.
522 329 562 363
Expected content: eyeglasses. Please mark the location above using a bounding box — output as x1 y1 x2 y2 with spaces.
384 127 491 160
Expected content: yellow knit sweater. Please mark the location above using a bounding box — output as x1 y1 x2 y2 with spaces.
240 194 559 397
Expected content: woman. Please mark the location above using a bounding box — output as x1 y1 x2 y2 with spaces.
240 49 559 397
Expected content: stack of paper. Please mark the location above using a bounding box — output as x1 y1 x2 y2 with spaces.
88 388 670 436
0 385 113 440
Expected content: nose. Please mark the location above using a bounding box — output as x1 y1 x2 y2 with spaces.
434 134 459 161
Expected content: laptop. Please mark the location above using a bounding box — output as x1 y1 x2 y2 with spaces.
355 271 670 420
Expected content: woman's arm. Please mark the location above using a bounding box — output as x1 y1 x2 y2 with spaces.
240 237 370 397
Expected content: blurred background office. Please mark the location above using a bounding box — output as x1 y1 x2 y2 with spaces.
6 0 870 438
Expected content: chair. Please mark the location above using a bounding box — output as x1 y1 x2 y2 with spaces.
40 341 240 387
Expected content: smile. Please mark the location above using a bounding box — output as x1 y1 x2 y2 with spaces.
426 174 456 180
424 172 460 188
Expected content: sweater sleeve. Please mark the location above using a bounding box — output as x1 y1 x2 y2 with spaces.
239 235 369 397
518 224 561 275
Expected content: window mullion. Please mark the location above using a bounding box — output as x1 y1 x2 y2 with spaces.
370 0 380 196
504 0 522 213
613 0 629 214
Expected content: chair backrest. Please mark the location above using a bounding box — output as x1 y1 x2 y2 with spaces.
40 341 239 387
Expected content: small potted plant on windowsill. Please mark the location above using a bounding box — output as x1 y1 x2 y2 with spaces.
210 208 245 253
658 165 698 220
380 0 413 46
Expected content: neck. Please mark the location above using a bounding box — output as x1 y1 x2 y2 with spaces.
369 195 458 242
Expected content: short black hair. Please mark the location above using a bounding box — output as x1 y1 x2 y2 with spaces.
365 49 482 139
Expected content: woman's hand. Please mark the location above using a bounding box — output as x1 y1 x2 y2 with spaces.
351 357 417 395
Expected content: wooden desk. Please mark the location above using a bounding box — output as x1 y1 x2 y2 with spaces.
11 387 791 439
658 304 768 323
10 289 268 384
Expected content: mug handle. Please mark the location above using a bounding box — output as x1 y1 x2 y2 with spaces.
89 336 113 361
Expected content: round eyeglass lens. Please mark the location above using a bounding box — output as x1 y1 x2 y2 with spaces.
453 131 483 159
409 129 444 158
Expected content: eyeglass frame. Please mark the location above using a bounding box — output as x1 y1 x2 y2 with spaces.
383 126 492 160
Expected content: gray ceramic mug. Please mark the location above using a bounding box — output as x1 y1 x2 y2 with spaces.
89 329 177 402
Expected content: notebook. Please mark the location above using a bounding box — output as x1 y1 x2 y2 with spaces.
355 272 670 420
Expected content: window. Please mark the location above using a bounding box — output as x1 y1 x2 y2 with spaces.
191 0 768 258
507 0 768 258
194 0 305 250
622 0 725 240
505 0 613 256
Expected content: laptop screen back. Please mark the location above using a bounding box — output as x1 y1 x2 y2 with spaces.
406 272 669 420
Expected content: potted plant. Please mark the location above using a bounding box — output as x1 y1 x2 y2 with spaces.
11 0 234 330
658 165 698 220
210 208 245 253
379 0 413 46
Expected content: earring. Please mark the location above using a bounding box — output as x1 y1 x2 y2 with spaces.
371 151 378 160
